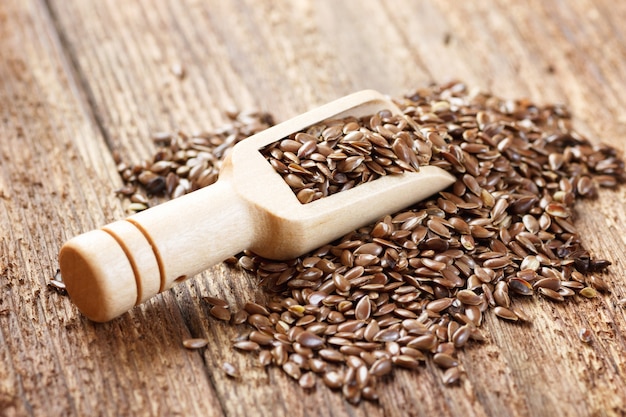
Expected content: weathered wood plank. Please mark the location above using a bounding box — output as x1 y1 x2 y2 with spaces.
2 0 626 416
0 1 222 416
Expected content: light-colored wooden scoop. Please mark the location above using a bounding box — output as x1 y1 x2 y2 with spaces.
59 90 456 322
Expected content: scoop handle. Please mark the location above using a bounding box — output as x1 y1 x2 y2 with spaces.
59 174 254 322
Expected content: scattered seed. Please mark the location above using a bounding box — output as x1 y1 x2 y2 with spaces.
494 306 519 322
538 287 565 302
222 362 240 378
323 371 343 389
299 372 316 389
580 287 597 299
231 309 249 325
204 296 230 308
393 355 421 370
452 325 471 348
369 358 393 377
433 353 459 369
210 305 232 321
128 202 148 212
456 289 482 306
578 328 593 343
134 82 623 405
183 338 208 349
233 341 260 351
509 278 533 296
590 275 610 292
283 361 302 380
258 350 273 367
442 366 461 385
49 270 67 293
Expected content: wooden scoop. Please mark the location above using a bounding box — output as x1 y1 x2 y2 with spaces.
59 90 456 322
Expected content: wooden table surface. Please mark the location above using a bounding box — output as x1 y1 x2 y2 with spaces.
1 0 626 416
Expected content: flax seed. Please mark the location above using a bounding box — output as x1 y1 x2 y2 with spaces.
222 362 240 378
578 328 593 343
182 338 208 349
210 306 232 321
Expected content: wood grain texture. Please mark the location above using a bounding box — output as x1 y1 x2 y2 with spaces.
1 0 626 416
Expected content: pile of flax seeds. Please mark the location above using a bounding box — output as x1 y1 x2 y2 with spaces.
115 81 624 404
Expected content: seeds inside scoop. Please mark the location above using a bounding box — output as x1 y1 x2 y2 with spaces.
260 110 427 204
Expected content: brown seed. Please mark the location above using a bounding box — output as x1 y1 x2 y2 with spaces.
452 325 471 348
222 362 240 378
354 242 384 256
509 278 533 295
464 305 483 327
369 358 393 377
249 331 274 346
561 280 585 290
373 328 401 342
318 349 344 362
589 275 610 292
520 255 540 271
427 298 454 313
205 296 230 308
182 338 208 349
272 344 289 365
433 353 459 369
422 258 448 271
493 282 511 308
407 334 437 351
355 364 370 389
282 361 302 380
233 341 260 351
49 277 67 293
244 302 271 316
337 320 366 333
538 287 564 302
470 225 495 239
513 308 531 322
299 372 316 389
296 331 326 349
355 296 372 321
309 358 327 373
402 319 428 334
428 218 451 238
442 366 461 385
323 371 343 389
483 256 511 269
332 272 350 292
456 289 482 306
393 355 421 370
578 328 593 343
534 277 561 292
494 306 518 321
363 320 380 342
151 131 172 144
545 203 569 218
210 306 232 321
231 309 248 325
258 350 273 367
